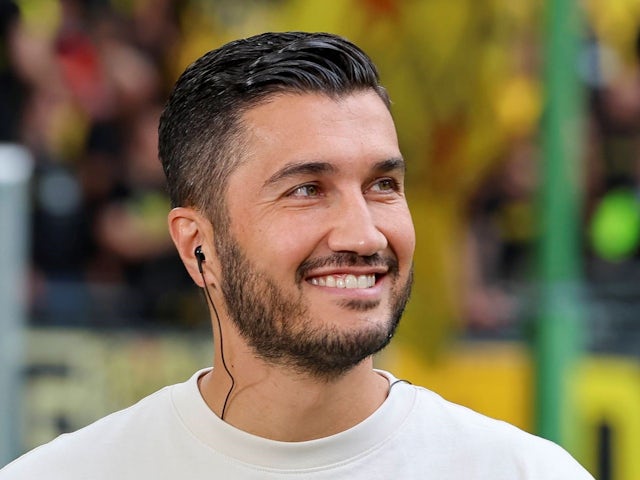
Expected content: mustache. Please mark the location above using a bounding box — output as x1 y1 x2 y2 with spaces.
296 252 399 283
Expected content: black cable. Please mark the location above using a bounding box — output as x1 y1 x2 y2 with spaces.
389 378 412 391
200 273 235 421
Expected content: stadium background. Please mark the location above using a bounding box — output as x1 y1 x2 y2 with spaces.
3 1 640 478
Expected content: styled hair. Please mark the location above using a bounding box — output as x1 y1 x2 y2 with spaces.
158 31 389 223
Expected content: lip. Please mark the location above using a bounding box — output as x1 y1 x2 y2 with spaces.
295 252 397 285
304 266 388 279
304 269 388 299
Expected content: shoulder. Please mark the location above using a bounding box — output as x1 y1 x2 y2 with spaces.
402 384 594 478
0 385 175 479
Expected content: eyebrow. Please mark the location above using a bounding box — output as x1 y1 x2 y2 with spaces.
374 157 406 174
263 156 406 188
264 161 337 187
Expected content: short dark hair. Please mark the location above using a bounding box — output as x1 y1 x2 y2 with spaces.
158 31 389 224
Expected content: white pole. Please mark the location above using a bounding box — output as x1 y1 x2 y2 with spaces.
0 145 33 466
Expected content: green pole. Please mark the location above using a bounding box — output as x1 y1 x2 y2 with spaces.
536 0 584 444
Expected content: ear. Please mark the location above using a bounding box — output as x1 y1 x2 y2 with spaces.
168 207 216 287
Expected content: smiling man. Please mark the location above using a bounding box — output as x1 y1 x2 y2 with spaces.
0 32 593 479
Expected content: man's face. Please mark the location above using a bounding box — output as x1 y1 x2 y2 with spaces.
215 91 415 378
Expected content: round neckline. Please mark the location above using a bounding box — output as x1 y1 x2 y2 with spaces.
171 368 416 471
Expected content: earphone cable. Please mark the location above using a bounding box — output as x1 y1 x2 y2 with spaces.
200 273 235 421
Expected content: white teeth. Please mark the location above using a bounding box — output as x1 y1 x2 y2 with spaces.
309 274 376 289
345 275 357 288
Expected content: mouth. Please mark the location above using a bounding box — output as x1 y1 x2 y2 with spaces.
297 252 397 291
307 273 377 289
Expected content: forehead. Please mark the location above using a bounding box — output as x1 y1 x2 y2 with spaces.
232 91 400 183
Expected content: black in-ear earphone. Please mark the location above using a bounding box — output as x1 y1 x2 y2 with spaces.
194 245 235 420
195 245 206 274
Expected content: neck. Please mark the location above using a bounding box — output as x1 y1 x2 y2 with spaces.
198 349 389 442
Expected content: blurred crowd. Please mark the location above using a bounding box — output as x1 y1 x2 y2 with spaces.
1 0 201 327
3 0 640 347
463 26 640 351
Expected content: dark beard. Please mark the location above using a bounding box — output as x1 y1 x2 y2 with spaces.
215 233 413 380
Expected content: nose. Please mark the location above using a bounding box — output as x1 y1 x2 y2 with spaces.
327 193 388 256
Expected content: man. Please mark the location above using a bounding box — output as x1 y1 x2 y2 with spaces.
1 31 593 479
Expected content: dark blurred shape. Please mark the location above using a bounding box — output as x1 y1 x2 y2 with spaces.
0 0 26 141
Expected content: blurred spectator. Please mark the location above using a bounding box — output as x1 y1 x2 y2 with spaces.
463 139 537 331
586 27 640 273
0 0 27 141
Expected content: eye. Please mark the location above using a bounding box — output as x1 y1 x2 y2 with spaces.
369 178 399 193
289 183 321 197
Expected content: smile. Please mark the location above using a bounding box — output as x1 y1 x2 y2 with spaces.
308 274 376 289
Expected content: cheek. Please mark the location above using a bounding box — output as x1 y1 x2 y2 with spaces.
376 206 416 255
243 219 323 272
385 210 416 265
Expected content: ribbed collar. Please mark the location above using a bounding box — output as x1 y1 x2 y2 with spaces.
170 368 416 471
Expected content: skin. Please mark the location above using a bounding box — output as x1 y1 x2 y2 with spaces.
168 90 416 441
